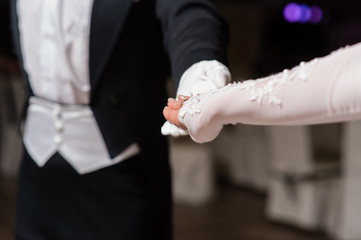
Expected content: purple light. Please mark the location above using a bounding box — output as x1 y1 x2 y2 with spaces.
283 3 301 23
299 4 312 23
283 2 323 24
310 6 323 24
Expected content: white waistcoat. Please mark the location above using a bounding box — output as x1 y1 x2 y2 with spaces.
17 0 140 174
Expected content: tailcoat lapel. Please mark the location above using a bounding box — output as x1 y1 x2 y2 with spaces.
89 0 133 95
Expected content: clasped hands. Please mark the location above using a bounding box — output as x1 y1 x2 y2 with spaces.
161 60 231 137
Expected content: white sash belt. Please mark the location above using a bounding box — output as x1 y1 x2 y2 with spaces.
23 96 140 174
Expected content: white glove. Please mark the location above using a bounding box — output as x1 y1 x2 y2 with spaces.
161 120 188 136
161 60 231 137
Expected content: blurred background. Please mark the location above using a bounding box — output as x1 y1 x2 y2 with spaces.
1 0 361 239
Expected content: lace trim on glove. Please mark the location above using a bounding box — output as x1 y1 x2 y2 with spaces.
239 45 350 107
178 46 351 125
179 58 320 122
179 94 202 119
178 90 217 125
238 58 320 106
179 59 320 122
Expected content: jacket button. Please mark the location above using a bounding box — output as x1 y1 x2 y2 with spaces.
108 95 120 106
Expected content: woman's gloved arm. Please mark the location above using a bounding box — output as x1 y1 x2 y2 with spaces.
163 43 361 143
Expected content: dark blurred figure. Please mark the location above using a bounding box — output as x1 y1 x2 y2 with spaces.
0 0 23 182
0 0 17 72
9 1 230 240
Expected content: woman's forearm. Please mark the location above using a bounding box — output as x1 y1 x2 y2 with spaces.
179 43 361 142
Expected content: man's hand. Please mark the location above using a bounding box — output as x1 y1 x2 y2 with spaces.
176 60 231 96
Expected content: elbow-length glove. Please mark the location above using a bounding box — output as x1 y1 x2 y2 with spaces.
164 43 361 143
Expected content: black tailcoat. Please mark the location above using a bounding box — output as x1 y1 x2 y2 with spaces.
10 0 228 238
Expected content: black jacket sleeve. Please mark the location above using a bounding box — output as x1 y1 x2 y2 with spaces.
155 0 229 85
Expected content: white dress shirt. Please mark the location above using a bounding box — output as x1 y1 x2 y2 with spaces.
17 0 140 174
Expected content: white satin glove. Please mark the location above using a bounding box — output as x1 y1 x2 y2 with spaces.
161 60 231 137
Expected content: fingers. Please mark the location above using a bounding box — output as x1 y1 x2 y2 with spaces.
167 98 182 110
167 96 190 110
163 106 186 129
162 95 190 136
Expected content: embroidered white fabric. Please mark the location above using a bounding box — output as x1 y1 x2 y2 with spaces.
178 43 361 143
